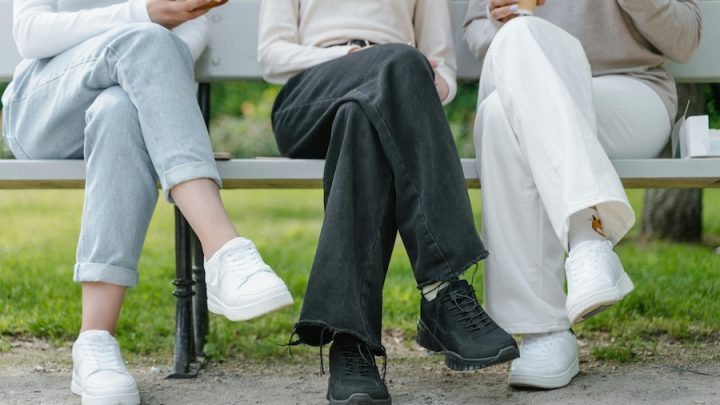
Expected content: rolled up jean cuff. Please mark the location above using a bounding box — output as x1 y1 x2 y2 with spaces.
161 161 223 202
74 262 139 288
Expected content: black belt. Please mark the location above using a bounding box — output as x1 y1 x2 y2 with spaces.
328 39 377 48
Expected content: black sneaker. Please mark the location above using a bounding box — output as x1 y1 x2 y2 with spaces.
327 334 391 405
417 279 519 371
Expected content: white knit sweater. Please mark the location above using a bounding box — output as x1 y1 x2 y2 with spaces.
10 0 207 78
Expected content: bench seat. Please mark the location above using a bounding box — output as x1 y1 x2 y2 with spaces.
1 158 719 189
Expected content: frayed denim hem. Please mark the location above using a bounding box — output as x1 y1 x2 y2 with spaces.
416 249 489 289
292 320 385 356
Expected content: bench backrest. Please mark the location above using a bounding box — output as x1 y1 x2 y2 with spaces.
1 0 719 83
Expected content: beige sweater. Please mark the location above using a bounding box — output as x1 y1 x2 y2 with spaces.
257 0 458 103
463 0 703 120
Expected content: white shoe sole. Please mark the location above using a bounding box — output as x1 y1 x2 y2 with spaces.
71 376 140 405
566 272 635 324
508 359 580 389
207 284 293 321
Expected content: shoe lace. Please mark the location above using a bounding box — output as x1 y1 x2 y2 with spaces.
318 331 387 382
225 241 265 268
340 343 387 382
566 241 611 287
522 333 559 356
444 285 494 334
219 241 269 287
78 339 125 373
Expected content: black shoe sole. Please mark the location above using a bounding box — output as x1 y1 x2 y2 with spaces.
327 393 392 405
416 320 520 371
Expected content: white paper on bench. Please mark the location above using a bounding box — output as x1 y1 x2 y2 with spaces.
680 115 720 158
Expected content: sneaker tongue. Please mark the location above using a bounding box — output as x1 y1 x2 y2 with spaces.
226 236 253 250
440 280 495 337
206 237 254 264
333 334 361 347
443 279 473 295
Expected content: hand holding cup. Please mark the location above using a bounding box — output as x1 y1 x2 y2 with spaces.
489 0 546 23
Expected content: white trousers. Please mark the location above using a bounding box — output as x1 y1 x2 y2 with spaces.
474 17 671 333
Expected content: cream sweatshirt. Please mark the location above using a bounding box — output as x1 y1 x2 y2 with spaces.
463 0 703 120
257 0 458 103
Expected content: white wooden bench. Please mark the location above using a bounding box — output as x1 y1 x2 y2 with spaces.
1 0 719 376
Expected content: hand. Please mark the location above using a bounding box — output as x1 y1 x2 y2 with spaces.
429 60 450 102
193 0 228 12
147 0 213 29
348 45 373 54
489 0 546 23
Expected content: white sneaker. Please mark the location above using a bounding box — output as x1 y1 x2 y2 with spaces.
508 330 579 389
205 237 293 321
71 330 140 405
565 240 634 324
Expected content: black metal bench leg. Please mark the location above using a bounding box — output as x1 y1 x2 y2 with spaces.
193 81 212 359
165 81 212 375
168 207 198 378
192 231 209 358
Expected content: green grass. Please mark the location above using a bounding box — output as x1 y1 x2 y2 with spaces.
0 189 719 362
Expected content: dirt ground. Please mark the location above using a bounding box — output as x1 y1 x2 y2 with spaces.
1 336 718 405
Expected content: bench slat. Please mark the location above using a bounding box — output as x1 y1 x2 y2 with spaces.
1 159 719 189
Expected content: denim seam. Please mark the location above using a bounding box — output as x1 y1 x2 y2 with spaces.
83 109 99 154
2 98 26 159
10 59 99 102
103 45 161 177
273 97 342 115
4 136 30 160
352 88 457 279
357 174 393 341
1 100 10 139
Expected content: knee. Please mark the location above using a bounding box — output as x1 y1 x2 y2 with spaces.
112 23 191 62
491 16 583 57
85 87 139 141
336 101 366 120
478 92 505 127
495 16 547 42
119 23 177 44
332 102 374 142
475 92 507 149
382 43 428 65
86 87 135 122
377 43 433 83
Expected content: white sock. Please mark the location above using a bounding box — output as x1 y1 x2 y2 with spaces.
421 281 451 301
568 207 607 251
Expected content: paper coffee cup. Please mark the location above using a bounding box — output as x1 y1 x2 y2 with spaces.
517 0 537 15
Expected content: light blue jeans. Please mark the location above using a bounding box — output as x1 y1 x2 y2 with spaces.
1 23 221 288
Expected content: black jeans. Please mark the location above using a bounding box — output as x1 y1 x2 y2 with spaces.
272 44 487 354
